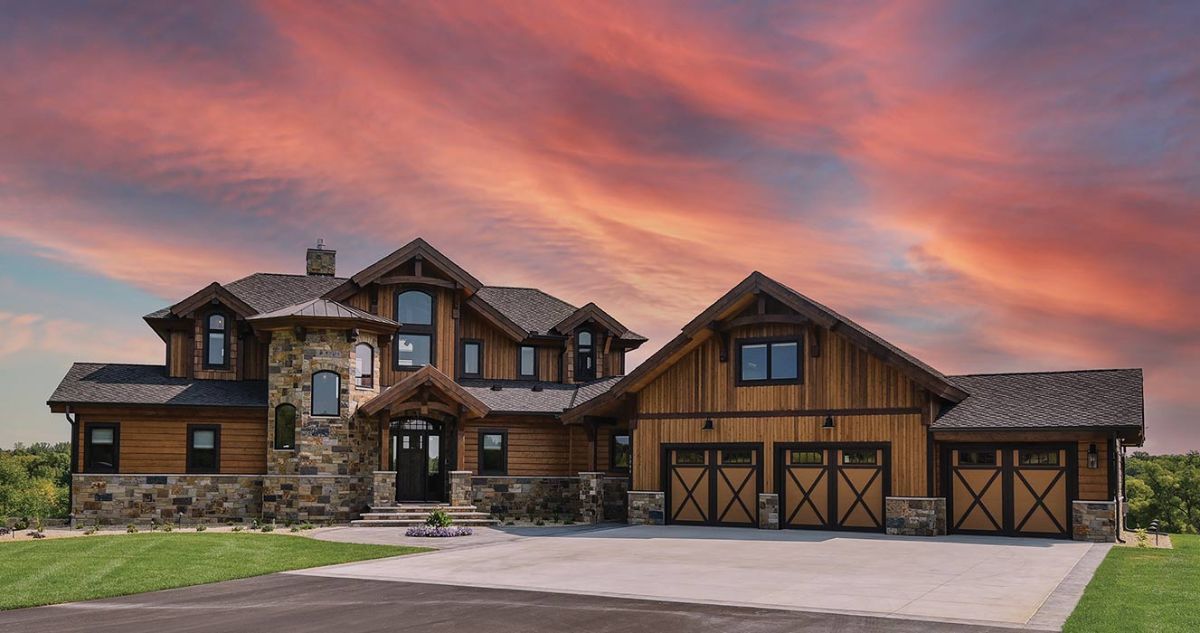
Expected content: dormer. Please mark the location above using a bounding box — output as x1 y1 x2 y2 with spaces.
553 302 646 383
162 282 258 380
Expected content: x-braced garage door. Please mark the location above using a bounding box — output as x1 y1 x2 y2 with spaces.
944 444 1075 538
777 444 890 532
663 444 761 527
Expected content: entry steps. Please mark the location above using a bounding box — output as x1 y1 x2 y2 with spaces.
351 503 499 527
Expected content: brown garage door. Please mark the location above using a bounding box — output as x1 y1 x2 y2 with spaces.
778 444 890 532
664 444 761 527
945 444 1074 538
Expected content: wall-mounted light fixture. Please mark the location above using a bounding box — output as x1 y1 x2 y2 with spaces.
1087 443 1098 469
822 416 835 429
702 418 714 431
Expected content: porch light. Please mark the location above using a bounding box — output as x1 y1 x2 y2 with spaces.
702 418 714 431
1087 443 1098 469
823 416 835 429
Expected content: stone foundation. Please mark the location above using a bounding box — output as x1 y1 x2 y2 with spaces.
449 471 472 507
372 471 396 508
758 493 779 529
1073 500 1117 542
261 475 367 524
885 497 946 536
602 477 629 521
470 476 580 522
627 491 664 525
72 474 261 526
578 472 605 524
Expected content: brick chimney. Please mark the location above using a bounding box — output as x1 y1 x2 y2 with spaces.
306 239 336 276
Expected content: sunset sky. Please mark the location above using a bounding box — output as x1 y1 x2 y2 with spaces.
1 1 1196 452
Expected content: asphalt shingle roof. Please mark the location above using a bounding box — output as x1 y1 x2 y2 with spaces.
48 363 266 408
934 369 1144 431
460 376 623 414
146 273 347 319
475 286 644 341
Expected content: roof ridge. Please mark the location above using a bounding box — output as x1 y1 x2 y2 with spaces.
72 361 165 368
951 368 1142 378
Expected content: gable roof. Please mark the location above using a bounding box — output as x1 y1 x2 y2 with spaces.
146 273 347 320
553 302 645 342
324 238 484 301
48 363 265 410
474 287 645 342
360 365 491 419
935 369 1144 441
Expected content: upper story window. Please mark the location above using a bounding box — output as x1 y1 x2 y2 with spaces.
203 312 229 369
576 330 595 381
312 370 340 416
187 425 220 473
461 340 482 379
737 337 801 385
395 290 434 369
354 343 374 388
518 345 537 379
274 404 297 450
84 423 119 473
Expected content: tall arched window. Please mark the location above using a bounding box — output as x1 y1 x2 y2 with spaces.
355 342 374 388
203 312 229 369
395 290 434 369
576 329 595 381
312 370 340 417
274 404 297 450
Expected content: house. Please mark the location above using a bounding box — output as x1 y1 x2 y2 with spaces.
48 238 1143 541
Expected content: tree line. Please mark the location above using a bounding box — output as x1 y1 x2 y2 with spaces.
1124 451 1200 534
0 442 70 523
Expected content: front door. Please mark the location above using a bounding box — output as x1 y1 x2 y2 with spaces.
391 419 444 502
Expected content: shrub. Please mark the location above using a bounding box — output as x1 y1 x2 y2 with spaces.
535 519 545 526
261 523 275 533
290 526 300 533
300 522 315 530
404 525 472 537
83 527 97 535
1135 528 1149 548
426 509 453 528
195 525 207 532
14 517 29 531
231 525 243 532
126 524 138 534
161 523 173 532
250 518 261 530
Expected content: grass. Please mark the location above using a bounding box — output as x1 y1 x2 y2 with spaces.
0 532 427 610
1065 534 1200 632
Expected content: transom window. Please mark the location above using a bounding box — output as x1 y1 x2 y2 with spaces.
959 450 996 466
312 370 340 417
518 345 537 379
203 312 229 369
737 338 801 385
576 330 595 381
721 449 753 465
842 449 877 465
461 340 482 379
274 404 296 450
395 290 434 369
354 343 374 388
610 434 631 471
187 425 219 473
84 424 119 473
479 431 508 475
1020 449 1060 466
675 449 706 465
791 450 823 465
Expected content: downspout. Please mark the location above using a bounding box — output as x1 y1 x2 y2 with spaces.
65 407 78 529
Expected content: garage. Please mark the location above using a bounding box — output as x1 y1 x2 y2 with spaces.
943 444 1075 538
662 444 761 526
777 443 890 532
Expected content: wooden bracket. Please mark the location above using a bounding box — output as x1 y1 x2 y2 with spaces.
709 321 730 362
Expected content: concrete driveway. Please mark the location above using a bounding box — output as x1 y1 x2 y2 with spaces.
293 525 1107 629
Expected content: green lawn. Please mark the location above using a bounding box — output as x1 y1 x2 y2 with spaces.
1065 534 1200 632
0 533 426 610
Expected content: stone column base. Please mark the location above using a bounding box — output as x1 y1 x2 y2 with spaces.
1073 500 1117 542
578 472 606 524
885 497 946 536
449 471 472 507
758 493 779 529
627 491 664 525
371 471 396 508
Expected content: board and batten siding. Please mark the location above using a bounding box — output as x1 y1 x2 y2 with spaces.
343 284 458 388
75 407 267 474
460 311 559 381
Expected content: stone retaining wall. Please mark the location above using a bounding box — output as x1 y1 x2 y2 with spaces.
470 476 580 522
1073 500 1117 542
72 474 261 525
885 497 946 536
602 477 629 521
627 491 664 525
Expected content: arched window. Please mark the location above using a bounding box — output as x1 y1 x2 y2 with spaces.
203 312 229 369
395 290 434 369
274 404 297 450
355 343 374 388
576 329 595 381
312 370 340 417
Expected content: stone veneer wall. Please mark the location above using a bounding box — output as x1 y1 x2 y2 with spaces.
372 471 397 508
469 476 581 521
72 474 261 525
758 493 779 529
261 475 366 523
602 476 629 521
627 491 664 525
1073 500 1117 542
885 497 947 536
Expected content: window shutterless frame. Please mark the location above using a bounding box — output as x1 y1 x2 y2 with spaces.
186 424 220 474
202 310 231 369
735 336 803 386
394 289 436 371
517 344 537 379
477 429 508 476
354 342 374 388
311 370 341 417
460 339 484 379
610 433 631 472
274 403 297 450
83 422 119 473
576 330 596 381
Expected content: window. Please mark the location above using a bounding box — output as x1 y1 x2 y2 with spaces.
395 290 435 369
737 338 801 384
958 449 996 466
791 450 823 465
84 424 118 472
461 340 482 379
576 330 595 380
274 404 297 450
610 434 631 471
842 449 877 465
354 343 374 388
479 431 508 475
675 449 706 465
203 312 229 369
1020 449 1060 466
312 370 340 416
187 425 220 473
722 449 753 465
518 345 537 379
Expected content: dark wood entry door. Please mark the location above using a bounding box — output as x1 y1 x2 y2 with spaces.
944 444 1073 538
663 444 760 527
391 420 444 502
778 444 890 532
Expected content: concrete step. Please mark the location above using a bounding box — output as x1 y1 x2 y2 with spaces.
371 505 478 512
350 518 499 527
359 511 493 520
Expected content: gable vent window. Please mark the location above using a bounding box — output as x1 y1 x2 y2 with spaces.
395 290 434 369
737 338 801 385
576 330 595 381
203 312 229 369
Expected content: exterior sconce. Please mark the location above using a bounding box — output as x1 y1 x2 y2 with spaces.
702 418 714 431
823 416 835 430
1087 443 1098 469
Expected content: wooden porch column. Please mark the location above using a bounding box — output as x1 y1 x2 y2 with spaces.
584 419 598 472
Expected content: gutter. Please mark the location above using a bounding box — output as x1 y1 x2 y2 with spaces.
64 407 78 529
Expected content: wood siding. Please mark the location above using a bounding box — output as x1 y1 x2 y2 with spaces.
75 407 266 474
931 431 1113 501
166 330 193 378
192 314 238 380
460 416 573 476
459 311 559 381
239 334 269 380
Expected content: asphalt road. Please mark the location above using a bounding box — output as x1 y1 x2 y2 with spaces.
0 574 1027 633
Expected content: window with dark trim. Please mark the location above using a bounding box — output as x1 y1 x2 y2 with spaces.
354 343 374 388
203 311 230 369
575 330 595 381
610 433 631 471
736 337 801 385
461 340 483 379
274 404 297 450
958 450 996 466
395 290 435 369
675 449 706 465
1020 449 1060 466
84 423 119 473
518 345 537 379
842 449 877 465
187 425 220 473
722 448 753 465
479 430 508 475
791 450 822 465
312 370 340 417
